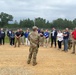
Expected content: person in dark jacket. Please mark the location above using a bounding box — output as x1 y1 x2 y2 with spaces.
1 28 5 45
7 30 12 44
19 29 24 45
14 29 21 47
51 27 57 48
0 29 2 45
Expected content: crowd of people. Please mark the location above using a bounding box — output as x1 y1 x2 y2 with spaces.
0 27 76 52
0 27 76 66
6 28 30 47
27 26 76 66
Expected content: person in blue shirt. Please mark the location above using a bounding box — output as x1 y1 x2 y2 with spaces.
44 29 50 47
24 29 30 46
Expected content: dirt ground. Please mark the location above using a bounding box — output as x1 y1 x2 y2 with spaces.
0 44 76 75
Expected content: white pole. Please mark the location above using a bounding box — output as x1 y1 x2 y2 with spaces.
34 18 35 26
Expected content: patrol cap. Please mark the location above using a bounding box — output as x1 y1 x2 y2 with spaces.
32 26 38 30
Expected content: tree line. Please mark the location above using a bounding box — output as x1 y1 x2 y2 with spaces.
0 12 76 29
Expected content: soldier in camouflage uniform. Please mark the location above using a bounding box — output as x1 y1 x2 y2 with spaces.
27 26 40 66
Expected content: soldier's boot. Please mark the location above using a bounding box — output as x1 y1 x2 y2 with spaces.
27 60 31 64
72 52 75 54
32 57 37 66
27 52 32 64
33 62 37 66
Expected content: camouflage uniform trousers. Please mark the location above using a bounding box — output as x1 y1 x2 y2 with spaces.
27 46 38 65
15 38 20 47
72 39 76 53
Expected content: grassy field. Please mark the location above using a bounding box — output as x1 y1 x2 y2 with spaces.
5 36 9 43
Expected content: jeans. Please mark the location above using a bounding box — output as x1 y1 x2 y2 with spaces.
10 38 15 45
63 39 68 51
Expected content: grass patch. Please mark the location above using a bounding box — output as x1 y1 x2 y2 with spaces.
5 36 9 43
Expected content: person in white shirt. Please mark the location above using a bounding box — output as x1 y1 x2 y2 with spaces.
57 30 63 49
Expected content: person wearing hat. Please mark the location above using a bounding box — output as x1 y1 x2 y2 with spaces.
27 26 40 66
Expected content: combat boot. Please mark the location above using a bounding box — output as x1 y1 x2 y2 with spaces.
27 60 30 64
32 62 37 66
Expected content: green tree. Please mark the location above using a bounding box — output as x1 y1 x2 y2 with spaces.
52 18 74 29
19 18 34 28
0 12 13 27
52 18 64 29
35 17 46 28
73 18 76 28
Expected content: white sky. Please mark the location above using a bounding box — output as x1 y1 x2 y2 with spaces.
0 0 76 22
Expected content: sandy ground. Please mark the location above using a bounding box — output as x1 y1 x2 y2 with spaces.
0 44 76 75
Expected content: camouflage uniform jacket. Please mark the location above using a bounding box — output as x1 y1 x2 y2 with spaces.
28 31 40 48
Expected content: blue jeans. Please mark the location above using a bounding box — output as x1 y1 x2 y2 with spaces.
63 39 68 51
